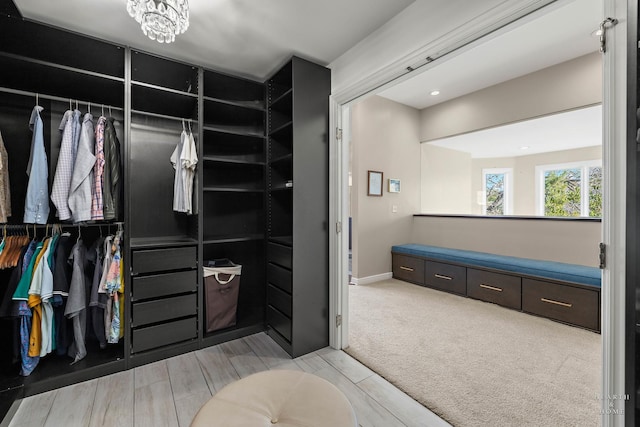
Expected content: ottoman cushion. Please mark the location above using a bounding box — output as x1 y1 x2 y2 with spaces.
190 369 357 427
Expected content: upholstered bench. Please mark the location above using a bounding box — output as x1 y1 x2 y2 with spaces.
391 244 601 331
190 370 358 427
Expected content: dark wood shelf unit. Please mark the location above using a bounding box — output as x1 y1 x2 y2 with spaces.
266 57 330 357
200 69 267 341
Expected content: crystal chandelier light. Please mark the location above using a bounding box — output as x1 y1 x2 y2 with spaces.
126 0 190 44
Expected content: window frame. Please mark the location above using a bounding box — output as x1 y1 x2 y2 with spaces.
535 160 602 217
481 168 513 215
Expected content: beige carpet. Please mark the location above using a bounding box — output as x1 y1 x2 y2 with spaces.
346 279 601 427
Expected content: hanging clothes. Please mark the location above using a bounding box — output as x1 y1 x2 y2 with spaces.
171 128 198 214
13 239 41 375
27 237 50 357
171 130 186 213
0 130 11 223
88 236 107 349
65 238 88 364
91 116 107 220
24 106 50 224
104 233 122 344
102 118 121 221
51 110 76 221
52 233 73 356
69 112 96 223
70 109 82 166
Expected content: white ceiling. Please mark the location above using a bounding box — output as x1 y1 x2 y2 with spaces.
378 0 603 110
428 104 602 158
12 0 415 80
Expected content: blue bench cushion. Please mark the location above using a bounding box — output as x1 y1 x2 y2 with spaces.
392 244 601 288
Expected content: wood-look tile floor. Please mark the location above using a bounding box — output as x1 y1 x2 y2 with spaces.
6 332 450 427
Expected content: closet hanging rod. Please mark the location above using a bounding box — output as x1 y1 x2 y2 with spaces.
1 222 124 229
131 109 196 124
0 86 124 113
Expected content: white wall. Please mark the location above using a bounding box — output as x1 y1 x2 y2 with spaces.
351 95 421 279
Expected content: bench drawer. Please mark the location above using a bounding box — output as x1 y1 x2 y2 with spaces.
132 294 197 327
132 270 197 301
392 254 425 285
268 284 292 317
522 278 599 331
425 261 466 295
467 269 521 310
132 246 197 275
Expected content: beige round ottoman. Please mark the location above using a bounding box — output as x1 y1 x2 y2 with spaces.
190 369 358 427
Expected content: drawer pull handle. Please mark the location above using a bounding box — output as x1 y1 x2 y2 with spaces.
480 284 503 292
400 266 414 272
541 298 572 308
434 274 452 281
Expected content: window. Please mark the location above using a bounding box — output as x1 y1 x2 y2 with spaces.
536 161 602 217
482 168 512 215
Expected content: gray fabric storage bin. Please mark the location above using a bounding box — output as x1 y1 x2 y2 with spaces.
203 260 242 332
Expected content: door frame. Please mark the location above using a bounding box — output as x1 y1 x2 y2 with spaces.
328 0 627 424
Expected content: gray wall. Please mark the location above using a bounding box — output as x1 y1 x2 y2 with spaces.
420 52 602 142
351 95 421 279
411 216 601 267
421 144 472 214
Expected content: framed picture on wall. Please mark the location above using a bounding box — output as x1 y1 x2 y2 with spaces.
388 178 401 193
368 170 383 196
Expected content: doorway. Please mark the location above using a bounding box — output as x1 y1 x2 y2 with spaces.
329 0 627 424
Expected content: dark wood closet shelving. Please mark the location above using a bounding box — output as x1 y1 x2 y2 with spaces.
266 57 329 357
0 13 330 421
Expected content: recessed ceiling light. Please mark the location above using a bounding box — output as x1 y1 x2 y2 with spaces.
430 90 440 96
520 146 529 150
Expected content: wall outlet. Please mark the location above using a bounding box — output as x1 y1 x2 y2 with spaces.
392 205 398 213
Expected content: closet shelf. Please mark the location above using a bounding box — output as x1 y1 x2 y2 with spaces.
131 80 198 98
269 186 293 192
203 233 265 244
202 124 264 139
0 51 125 82
269 236 293 247
203 156 265 166
269 121 293 137
130 236 199 249
204 96 265 111
269 88 292 109
203 187 264 193
270 153 293 165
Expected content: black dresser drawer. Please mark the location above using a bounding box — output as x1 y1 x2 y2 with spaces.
132 294 197 327
132 246 197 275
268 262 292 293
467 269 522 310
392 254 425 285
522 278 600 331
267 305 292 342
132 270 197 301
268 284 292 317
424 261 466 295
131 317 197 353
268 242 292 269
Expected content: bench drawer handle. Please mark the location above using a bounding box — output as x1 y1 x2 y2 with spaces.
541 298 572 308
480 284 503 292
400 266 414 272
434 274 452 281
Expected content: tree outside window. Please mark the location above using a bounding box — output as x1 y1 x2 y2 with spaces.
537 161 602 217
482 168 512 216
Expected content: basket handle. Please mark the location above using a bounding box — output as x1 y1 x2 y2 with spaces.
214 272 236 285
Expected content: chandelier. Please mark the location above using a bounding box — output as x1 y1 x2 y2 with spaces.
126 0 190 44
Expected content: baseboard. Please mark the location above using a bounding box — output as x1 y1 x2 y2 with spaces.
351 272 393 285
